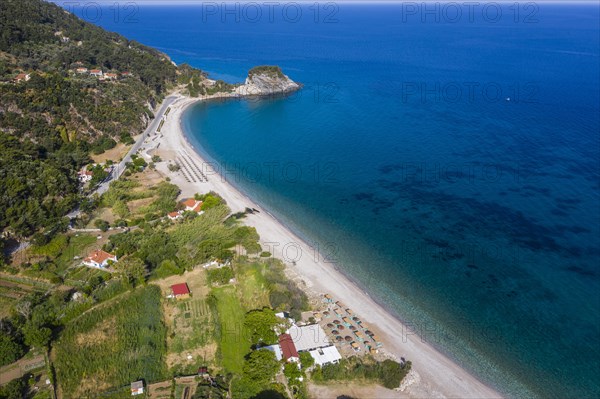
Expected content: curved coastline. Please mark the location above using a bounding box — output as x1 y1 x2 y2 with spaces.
157 93 505 399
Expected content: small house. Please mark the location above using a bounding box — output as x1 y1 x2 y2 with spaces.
171 283 190 299
76 67 88 74
131 381 144 396
77 169 93 182
90 69 103 77
308 345 342 367
121 71 132 77
105 73 118 80
180 198 203 213
167 211 182 221
14 73 30 83
279 333 299 363
83 250 117 268
198 366 209 377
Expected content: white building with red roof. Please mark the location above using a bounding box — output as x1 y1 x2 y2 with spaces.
130 380 144 396
83 250 117 268
77 169 93 182
170 283 191 299
90 69 103 77
167 211 182 221
181 198 204 213
14 73 30 83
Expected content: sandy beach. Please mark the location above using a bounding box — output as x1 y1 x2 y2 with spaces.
151 93 503 399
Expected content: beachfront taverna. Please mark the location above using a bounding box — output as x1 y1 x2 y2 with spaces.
264 323 341 367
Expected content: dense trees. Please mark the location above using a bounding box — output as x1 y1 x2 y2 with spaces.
243 349 280 382
244 308 280 345
263 259 309 320
113 256 147 287
0 0 193 243
0 133 81 238
311 356 412 389
231 349 281 399
0 0 177 92
22 324 52 349
0 321 25 367
248 66 285 79
0 377 27 399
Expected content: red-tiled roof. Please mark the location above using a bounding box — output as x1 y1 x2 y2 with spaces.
168 211 180 218
171 283 190 296
279 334 299 360
192 201 203 213
181 198 198 208
85 250 115 264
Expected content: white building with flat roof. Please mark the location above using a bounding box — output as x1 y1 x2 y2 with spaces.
309 345 342 367
287 324 330 352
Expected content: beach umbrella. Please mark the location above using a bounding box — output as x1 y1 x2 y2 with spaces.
323 311 330 316
337 325 345 330
349 325 356 330
352 316 360 321
344 336 353 342
326 323 334 328
332 330 339 335
365 330 373 336
336 336 343 342
333 319 340 324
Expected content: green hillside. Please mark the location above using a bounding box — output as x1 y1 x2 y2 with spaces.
0 0 183 240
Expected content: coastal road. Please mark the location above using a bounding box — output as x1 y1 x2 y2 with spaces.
95 95 179 195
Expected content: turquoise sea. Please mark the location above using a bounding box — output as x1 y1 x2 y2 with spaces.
75 2 599 397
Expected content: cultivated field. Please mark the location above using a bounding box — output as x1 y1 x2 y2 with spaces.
0 274 51 318
53 286 168 397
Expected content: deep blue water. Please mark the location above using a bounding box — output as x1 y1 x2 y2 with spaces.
72 2 600 397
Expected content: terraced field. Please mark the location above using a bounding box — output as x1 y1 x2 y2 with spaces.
0 274 52 317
